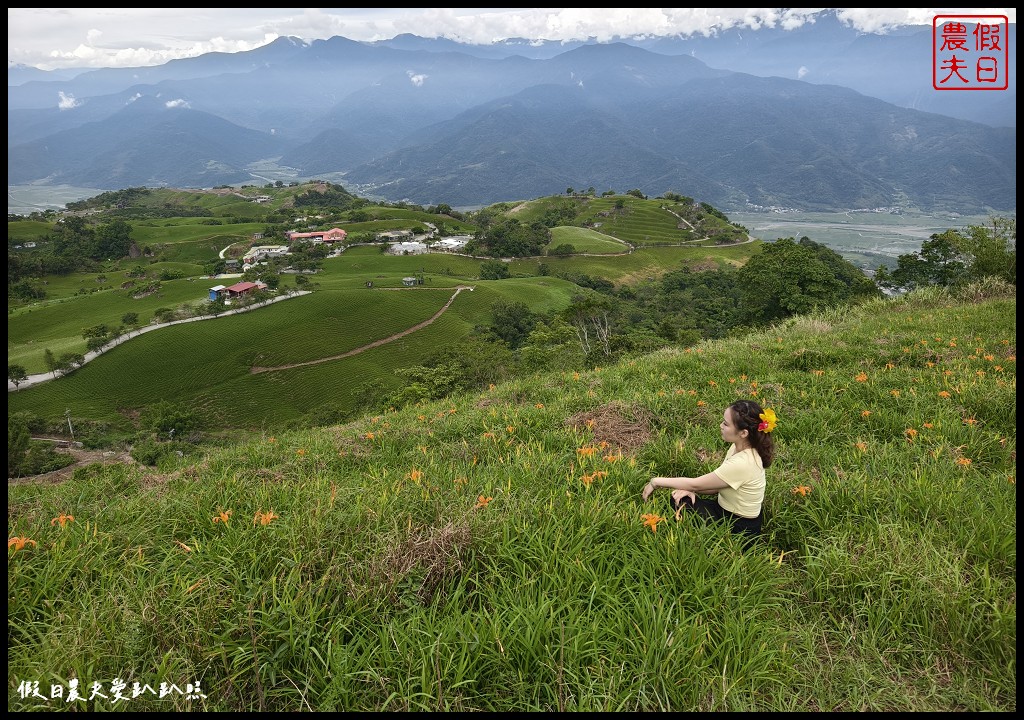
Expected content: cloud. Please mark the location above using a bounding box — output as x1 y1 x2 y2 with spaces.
407 70 427 87
165 98 190 109
57 91 80 109
8 8 1017 70
797 66 809 79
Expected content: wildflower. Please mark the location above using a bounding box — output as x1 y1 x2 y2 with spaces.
641 513 665 533
418 415 426 421
729 377 736 383
855 371 868 382
885 362 895 370
267 437 276 444
740 375 747 381
8 537 37 553
904 428 918 441
535 403 544 409
890 389 900 397
750 381 758 389
994 365 1003 372
474 495 493 509
577 446 597 457
948 341 957 347
923 422 933 429
812 370 824 376
296 448 306 456
976 370 986 377
585 419 595 428
410 469 424 482
603 452 622 463
791 486 811 497
506 425 514 433
581 473 594 487
371 416 380 424
944 369 954 376
489 384 496 391
696 400 706 407
855 441 867 452
757 408 778 433
51 513 75 528
572 372 580 381
861 410 872 418
482 432 496 440
688 389 697 396
454 477 467 487
926 361 935 368
963 417 978 426
938 391 951 398
956 457 972 467
984 354 995 362
364 432 375 440
253 510 279 526
212 509 232 525
708 380 717 387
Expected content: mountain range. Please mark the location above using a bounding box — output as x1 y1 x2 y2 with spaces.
7 12 1016 213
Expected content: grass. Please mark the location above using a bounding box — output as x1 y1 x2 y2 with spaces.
7 281 1016 711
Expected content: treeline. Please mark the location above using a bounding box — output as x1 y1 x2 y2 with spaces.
9 217 136 292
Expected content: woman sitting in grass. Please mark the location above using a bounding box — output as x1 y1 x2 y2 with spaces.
642 399 776 542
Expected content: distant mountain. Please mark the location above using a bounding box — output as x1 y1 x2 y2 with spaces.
7 23 1016 214
8 96 285 188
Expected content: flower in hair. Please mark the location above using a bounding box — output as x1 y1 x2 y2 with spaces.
758 408 778 433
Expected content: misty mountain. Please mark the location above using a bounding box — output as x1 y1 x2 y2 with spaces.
7 27 1015 214
8 96 285 188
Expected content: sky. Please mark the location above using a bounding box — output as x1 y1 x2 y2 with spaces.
8 7 1017 71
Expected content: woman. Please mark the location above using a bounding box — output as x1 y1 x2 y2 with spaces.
642 399 776 541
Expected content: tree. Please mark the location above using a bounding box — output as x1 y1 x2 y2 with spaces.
737 237 854 325
121 312 139 328
563 293 615 357
549 243 576 258
876 230 969 291
480 260 511 280
489 300 537 349
8 364 28 390
8 414 31 477
44 349 58 377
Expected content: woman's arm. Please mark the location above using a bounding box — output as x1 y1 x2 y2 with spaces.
642 470 729 501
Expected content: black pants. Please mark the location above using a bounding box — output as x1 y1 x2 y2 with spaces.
672 494 762 545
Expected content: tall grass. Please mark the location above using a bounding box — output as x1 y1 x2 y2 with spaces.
8 282 1015 711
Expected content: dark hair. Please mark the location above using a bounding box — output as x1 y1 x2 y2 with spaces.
727 399 775 468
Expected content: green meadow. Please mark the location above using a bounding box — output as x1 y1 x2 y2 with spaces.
7 282 1015 711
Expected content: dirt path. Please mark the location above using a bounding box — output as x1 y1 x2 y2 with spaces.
250 285 473 375
9 446 136 486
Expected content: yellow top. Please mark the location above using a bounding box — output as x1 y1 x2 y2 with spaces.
714 444 765 519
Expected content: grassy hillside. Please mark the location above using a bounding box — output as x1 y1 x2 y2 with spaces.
7 283 1016 711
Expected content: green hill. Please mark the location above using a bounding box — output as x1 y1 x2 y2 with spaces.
7 283 1016 711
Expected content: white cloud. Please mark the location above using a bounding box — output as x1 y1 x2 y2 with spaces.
407 71 427 87
7 8 1017 70
165 98 190 109
797 66 809 79
57 91 79 109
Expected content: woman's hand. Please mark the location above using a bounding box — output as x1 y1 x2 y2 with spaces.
671 489 696 505
642 479 658 501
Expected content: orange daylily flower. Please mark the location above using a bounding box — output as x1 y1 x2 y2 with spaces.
938 390 951 398
8 537 37 553
963 417 978 426
956 457 972 467
696 400 706 407
474 495 493 509
253 510 279 526
855 372 868 382
577 446 597 457
267 437 276 444
923 423 934 429
855 441 867 452
885 362 895 370
364 432 375 440
904 428 918 440
535 403 544 409
296 448 306 456
812 370 824 376
708 380 717 387
984 354 995 361
641 513 665 533
791 486 811 497
581 473 595 487
51 513 75 528
890 389 901 397
409 469 424 482
861 410 872 418
212 509 233 525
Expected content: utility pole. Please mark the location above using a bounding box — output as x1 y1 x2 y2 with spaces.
65 408 75 441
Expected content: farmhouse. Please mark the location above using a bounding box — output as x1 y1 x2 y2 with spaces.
376 230 413 242
388 241 428 255
286 227 348 244
243 245 289 264
430 235 471 251
209 281 268 300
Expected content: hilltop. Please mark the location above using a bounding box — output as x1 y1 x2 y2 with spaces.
7 281 1016 710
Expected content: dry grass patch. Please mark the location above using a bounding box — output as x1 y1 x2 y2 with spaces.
376 521 474 606
566 401 654 453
